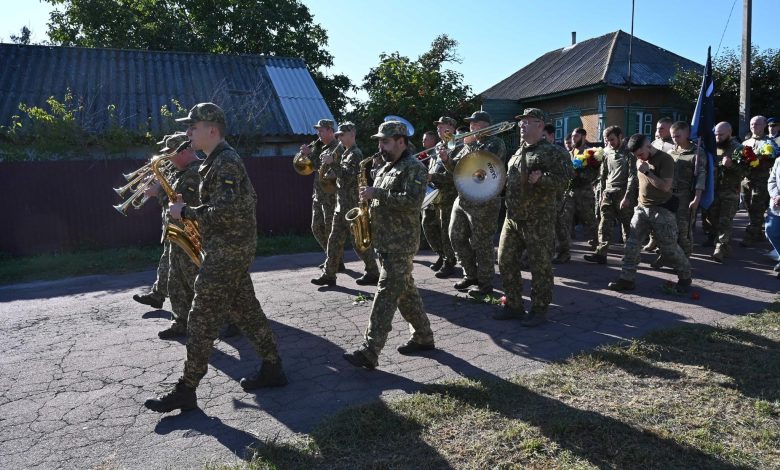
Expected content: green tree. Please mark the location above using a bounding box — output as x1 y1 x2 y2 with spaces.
671 47 780 132
10 26 32 45
348 35 479 151
43 0 352 118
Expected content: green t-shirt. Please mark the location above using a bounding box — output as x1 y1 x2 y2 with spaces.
638 149 674 207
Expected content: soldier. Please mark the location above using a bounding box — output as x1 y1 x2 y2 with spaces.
769 117 780 144
741 115 780 246
584 126 637 264
441 111 506 298
343 121 434 370
311 122 380 287
608 133 692 293
496 108 570 326
542 123 557 145
644 117 675 252
144 103 287 413
296 119 345 270
422 117 460 278
703 122 745 262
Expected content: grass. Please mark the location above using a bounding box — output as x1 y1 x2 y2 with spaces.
214 305 780 469
0 233 321 286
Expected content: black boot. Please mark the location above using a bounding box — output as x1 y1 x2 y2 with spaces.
311 274 336 286
144 379 197 413
355 273 379 286
453 277 478 291
584 253 607 264
133 292 164 309
343 349 376 370
158 322 186 340
240 361 289 391
430 254 444 271
434 261 456 278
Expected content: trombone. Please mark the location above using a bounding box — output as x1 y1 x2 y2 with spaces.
413 121 516 162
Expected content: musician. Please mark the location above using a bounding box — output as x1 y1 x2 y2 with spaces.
296 119 344 271
440 111 506 298
343 121 434 370
311 122 380 287
497 108 570 326
422 117 460 278
145 103 287 413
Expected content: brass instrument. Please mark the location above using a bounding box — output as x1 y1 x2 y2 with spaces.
318 143 342 194
292 139 321 176
345 156 374 254
453 150 507 203
446 121 517 150
113 158 173 214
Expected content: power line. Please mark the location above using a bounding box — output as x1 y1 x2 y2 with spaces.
715 0 739 58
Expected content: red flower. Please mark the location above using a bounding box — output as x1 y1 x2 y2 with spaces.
743 146 757 162
500 296 507 306
691 291 701 300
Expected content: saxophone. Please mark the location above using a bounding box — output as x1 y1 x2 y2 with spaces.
345 156 374 254
150 152 204 267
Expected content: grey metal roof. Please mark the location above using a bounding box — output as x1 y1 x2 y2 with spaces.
0 44 334 136
481 30 702 101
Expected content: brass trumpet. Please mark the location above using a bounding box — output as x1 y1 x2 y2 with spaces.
113 158 173 213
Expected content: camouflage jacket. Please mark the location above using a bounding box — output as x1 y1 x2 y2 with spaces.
505 139 571 221
369 150 427 254
295 138 340 198
669 142 707 195
427 141 461 201
185 141 257 249
445 135 507 208
331 144 364 213
715 138 745 197
163 159 201 225
599 146 638 199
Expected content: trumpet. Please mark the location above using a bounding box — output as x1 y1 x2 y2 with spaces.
113 156 173 214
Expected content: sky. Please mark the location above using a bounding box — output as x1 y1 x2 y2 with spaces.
1 0 775 103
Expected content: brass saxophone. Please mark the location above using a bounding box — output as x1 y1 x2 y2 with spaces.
150 151 204 267
345 156 374 254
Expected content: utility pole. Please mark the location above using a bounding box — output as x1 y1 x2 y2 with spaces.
739 0 751 139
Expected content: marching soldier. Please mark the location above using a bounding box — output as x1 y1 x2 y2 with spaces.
584 126 637 264
422 116 460 278
343 121 434 370
644 117 675 252
741 115 780 246
441 111 506 298
145 103 287 413
311 122 380 286
496 108 570 326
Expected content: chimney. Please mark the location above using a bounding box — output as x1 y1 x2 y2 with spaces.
571 32 577 45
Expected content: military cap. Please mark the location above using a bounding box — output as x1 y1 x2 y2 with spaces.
371 120 408 139
515 108 546 121
156 134 173 147
768 117 779 125
313 119 335 129
433 116 458 128
176 102 226 125
464 111 492 123
162 132 189 153
334 121 356 136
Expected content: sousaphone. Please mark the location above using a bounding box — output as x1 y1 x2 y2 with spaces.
453 150 506 203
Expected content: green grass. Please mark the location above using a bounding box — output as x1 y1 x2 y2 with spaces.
215 306 780 469
0 233 320 286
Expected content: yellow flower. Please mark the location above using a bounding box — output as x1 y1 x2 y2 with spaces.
750 159 760 168
762 143 775 156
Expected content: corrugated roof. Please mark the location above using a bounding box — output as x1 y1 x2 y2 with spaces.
481 30 702 101
0 44 333 136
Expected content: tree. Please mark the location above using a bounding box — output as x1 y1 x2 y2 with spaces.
348 35 479 151
671 47 780 132
43 0 352 118
10 26 32 45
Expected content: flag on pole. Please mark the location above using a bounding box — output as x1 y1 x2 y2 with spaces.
690 47 716 209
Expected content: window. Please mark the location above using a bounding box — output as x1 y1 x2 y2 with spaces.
643 113 653 136
555 118 563 141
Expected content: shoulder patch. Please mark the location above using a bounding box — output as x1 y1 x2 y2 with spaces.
224 179 234 185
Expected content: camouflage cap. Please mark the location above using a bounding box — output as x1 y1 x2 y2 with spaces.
371 120 408 139
176 102 226 125
156 134 173 147
464 111 492 124
161 132 189 153
515 108 546 121
433 116 457 128
313 119 335 130
334 121 356 136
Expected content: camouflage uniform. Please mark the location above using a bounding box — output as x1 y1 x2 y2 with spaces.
668 142 707 256
359 131 433 366
322 143 379 280
741 136 780 241
499 137 570 314
421 140 460 267
179 137 282 389
555 147 598 258
296 132 340 253
644 137 675 249
594 146 638 256
703 138 745 258
446 135 506 291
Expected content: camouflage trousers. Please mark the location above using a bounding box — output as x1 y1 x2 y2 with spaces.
183 243 281 389
498 213 555 313
167 240 199 329
323 210 379 279
619 205 691 282
741 176 769 239
449 197 501 289
361 252 433 365
595 190 633 256
672 192 694 256
422 197 457 263
555 186 597 255
312 191 337 252
703 194 740 253
151 242 170 299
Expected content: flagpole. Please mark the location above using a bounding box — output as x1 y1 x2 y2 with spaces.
739 0 752 139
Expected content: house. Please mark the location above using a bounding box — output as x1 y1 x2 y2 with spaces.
0 43 334 156
481 30 702 144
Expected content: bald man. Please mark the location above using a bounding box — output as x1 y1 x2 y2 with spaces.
740 115 780 246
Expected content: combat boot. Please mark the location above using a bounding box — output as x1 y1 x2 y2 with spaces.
584 253 607 264
158 322 186 340
453 277 478 291
311 274 336 287
240 361 288 391
468 285 493 299
144 379 197 413
133 292 164 309
675 277 692 293
343 349 376 370
430 254 444 271
711 247 725 263
434 261 456 278
552 252 571 264
521 310 547 327
397 340 435 355
355 273 379 286
608 278 635 291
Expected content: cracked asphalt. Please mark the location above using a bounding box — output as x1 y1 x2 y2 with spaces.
1 214 778 469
